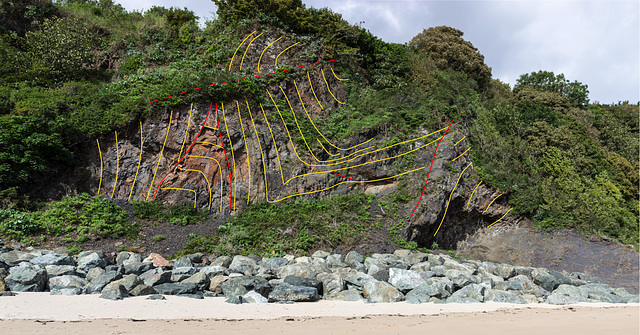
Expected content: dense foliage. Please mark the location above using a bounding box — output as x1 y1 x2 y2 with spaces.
0 0 637 250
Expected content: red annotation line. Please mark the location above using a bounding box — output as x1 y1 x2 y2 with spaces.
149 60 336 103
217 104 233 209
410 119 455 218
152 102 213 201
333 172 355 180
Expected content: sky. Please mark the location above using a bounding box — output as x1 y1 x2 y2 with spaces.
115 0 639 104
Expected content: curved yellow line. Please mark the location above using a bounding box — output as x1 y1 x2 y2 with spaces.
240 32 263 71
483 194 502 213
128 122 143 201
294 80 372 151
487 208 513 228
275 42 300 67
307 71 324 110
160 187 197 208
260 103 286 185
177 104 193 164
96 139 103 195
317 138 339 156
330 67 348 81
454 136 466 146
147 111 173 201
466 181 482 210
205 126 219 131
240 101 252 204
321 69 345 104
434 163 473 236
452 147 470 162
222 102 237 212
196 141 223 149
188 155 223 213
258 36 282 72
229 30 256 71
178 167 212 211
110 131 119 199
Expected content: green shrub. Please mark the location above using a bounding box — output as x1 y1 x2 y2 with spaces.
0 209 40 236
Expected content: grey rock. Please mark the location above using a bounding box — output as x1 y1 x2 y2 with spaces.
325 288 363 301
514 266 535 280
326 254 347 269
171 267 197 282
182 272 210 291
221 276 271 297
44 265 77 279
446 296 481 303
405 252 429 265
362 280 404 303
427 254 445 267
577 283 615 300
317 272 344 296
146 294 166 300
268 283 319 302
447 284 485 303
345 251 364 265
49 275 88 295
284 276 323 295
100 282 128 300
229 256 257 275
200 266 229 278
211 256 232 268
311 250 330 259
115 274 143 292
225 295 244 304
86 267 105 282
571 272 606 285
153 282 198 295
430 265 446 277
443 259 474 274
124 262 154 276
115 252 130 266
389 268 427 293
77 253 106 273
484 289 527 304
173 256 193 269
549 271 573 286
445 269 479 289
30 253 74 267
208 275 228 294
410 262 431 272
533 270 559 292
140 268 171 287
344 272 375 291
393 249 412 259
546 284 588 304
243 290 269 303
494 264 515 279
177 292 205 299
130 284 156 296
613 288 633 297
85 271 122 294
261 257 288 272
276 263 320 279
406 282 447 304
5 263 47 292
0 250 36 266
295 256 312 264
185 253 204 265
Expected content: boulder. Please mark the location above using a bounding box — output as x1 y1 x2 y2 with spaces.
146 294 166 300
514 266 535 280
446 284 485 303
143 253 170 267
316 272 344 296
115 252 131 266
225 295 244 304
546 284 588 305
362 280 404 303
86 267 105 282
117 274 143 292
325 288 363 301
182 272 210 291
130 284 156 296
484 289 527 304
344 272 375 291
445 269 480 289
494 264 515 279
532 270 559 292
200 266 229 278
100 282 128 300
427 254 445 267
171 267 197 282
571 272 606 285
284 276 323 295
5 263 47 292
393 249 412 259
430 265 447 277
345 251 364 265
260 257 289 272
221 276 271 298
0 250 36 266
153 282 198 295
276 263 320 279
209 275 228 294
243 290 269 303
268 283 319 302
45 265 77 280
326 254 347 268
84 271 122 294
140 268 171 287
405 252 429 266
124 262 154 276
410 262 431 272
173 256 193 268
405 279 452 303
549 271 573 286
229 256 257 275
311 250 330 259
29 253 74 267
77 252 106 274
389 268 427 293
211 256 232 268
577 283 616 300
49 275 88 295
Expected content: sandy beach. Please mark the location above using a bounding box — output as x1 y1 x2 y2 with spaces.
0 293 637 334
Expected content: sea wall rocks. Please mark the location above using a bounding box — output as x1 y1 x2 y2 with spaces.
0 246 637 305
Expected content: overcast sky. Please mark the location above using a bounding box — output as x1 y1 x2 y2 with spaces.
116 0 639 104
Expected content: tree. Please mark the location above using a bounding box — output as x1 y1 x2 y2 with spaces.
514 70 589 107
409 26 492 90
0 0 59 36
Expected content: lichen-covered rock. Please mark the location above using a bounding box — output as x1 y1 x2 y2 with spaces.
140 268 171 287
49 275 88 295
362 280 404 303
76 252 106 274
345 251 364 265
221 275 271 297
316 272 344 296
344 272 375 291
100 282 128 300
284 276 323 295
130 284 156 296
209 275 228 294
546 284 588 305
182 272 210 291
229 256 257 275
30 253 74 267
484 289 527 304
532 269 559 292
5 263 47 292
389 268 427 293
325 288 363 301
171 267 197 282
243 290 268 303
153 282 198 295
268 283 318 302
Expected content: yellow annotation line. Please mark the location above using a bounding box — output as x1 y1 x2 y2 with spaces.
259 103 286 185
178 167 212 211
434 163 473 236
483 194 502 213
205 126 219 131
275 42 300 67
317 139 339 156
487 208 513 228
330 67 348 81
197 141 223 149
240 32 263 71
239 101 252 204
229 30 256 71
454 136 466 146
258 36 282 72
161 187 197 208
128 122 143 201
188 155 223 213
147 111 173 200
96 139 103 195
452 147 470 162
307 71 324 110
222 102 237 212
177 104 193 165
466 181 482 210
294 80 373 151
321 69 345 104
110 131 119 199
